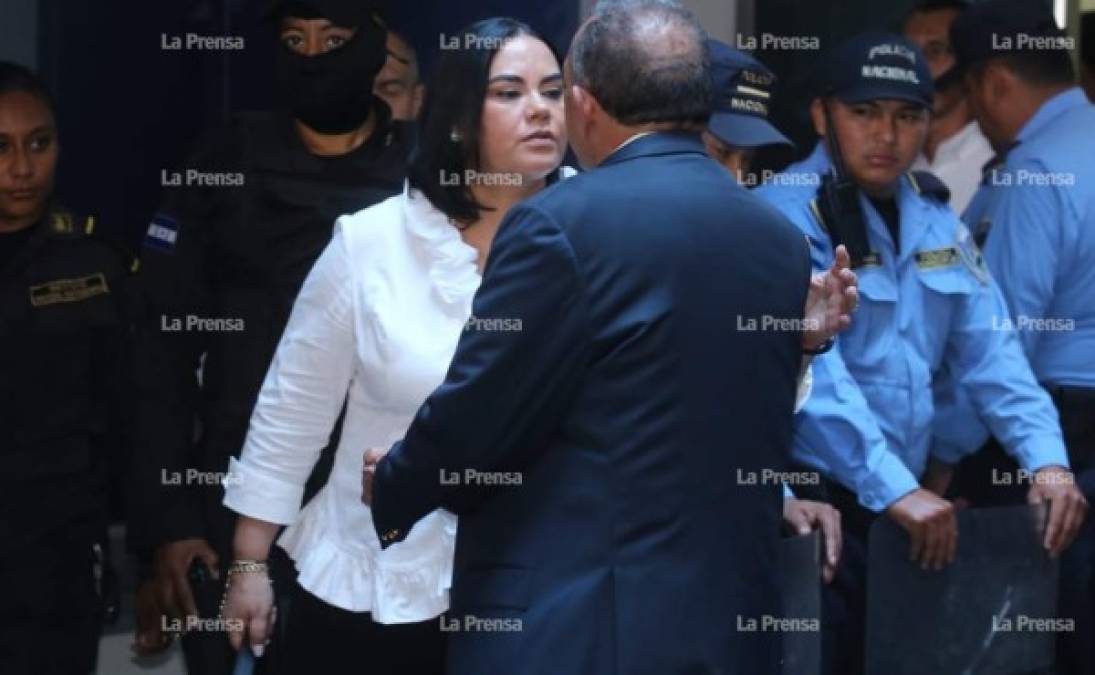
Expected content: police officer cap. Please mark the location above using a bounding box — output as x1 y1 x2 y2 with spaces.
264 0 388 27
819 32 934 108
706 39 793 149
950 0 1068 74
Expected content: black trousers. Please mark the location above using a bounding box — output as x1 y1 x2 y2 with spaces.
0 521 102 675
275 575 447 675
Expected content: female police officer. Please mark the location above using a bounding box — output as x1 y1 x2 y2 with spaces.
0 60 130 675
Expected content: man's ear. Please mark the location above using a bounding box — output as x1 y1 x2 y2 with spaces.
570 83 596 121
809 98 827 137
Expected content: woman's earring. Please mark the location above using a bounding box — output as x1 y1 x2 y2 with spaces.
450 128 463 143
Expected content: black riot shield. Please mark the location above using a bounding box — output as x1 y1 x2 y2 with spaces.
866 504 1059 675
777 529 823 675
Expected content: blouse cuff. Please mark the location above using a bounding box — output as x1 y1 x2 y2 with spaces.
222 456 305 525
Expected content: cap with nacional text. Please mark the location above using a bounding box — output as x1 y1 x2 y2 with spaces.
706 39 793 149
818 32 934 108
949 0 1069 74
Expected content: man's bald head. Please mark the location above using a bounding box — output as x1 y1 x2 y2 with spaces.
569 0 711 127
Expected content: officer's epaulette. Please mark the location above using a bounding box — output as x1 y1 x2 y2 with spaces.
43 207 95 238
906 171 951 204
46 207 140 273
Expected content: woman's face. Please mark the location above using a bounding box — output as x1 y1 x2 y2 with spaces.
477 35 566 185
280 17 356 56
0 91 57 229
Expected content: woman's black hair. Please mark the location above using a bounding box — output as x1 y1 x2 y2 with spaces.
0 61 57 118
408 17 563 225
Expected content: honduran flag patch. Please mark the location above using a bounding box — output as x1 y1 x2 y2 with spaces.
144 214 179 253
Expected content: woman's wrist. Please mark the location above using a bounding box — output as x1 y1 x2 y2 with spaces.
232 515 279 561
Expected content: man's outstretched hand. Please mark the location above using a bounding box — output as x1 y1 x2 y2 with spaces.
803 244 858 351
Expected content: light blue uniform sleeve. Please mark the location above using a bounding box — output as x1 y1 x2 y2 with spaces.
943 268 1068 471
982 158 1063 359
794 347 921 512
772 203 920 513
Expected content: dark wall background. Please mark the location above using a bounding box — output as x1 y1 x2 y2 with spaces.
33 0 579 253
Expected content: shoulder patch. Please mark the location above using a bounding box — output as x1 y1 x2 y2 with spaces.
908 171 951 205
143 214 180 254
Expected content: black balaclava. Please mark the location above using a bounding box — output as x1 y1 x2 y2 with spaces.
274 1 387 134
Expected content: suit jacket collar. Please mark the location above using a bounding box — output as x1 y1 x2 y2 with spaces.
599 131 707 168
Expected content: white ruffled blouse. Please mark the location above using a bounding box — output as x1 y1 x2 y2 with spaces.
223 183 481 622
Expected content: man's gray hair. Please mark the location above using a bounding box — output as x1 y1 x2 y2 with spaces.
570 0 712 126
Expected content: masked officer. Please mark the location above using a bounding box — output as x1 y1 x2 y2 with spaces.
127 1 410 671
0 61 131 675
944 1 1095 671
754 32 1087 674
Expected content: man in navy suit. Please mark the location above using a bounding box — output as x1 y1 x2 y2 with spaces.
364 2 858 673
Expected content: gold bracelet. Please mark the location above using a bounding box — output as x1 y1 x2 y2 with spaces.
227 559 269 575
218 560 272 619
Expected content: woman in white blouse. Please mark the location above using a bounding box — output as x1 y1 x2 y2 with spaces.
218 17 569 673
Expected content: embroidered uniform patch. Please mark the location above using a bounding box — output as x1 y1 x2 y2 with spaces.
29 273 109 307
914 247 959 270
858 252 883 268
144 214 180 253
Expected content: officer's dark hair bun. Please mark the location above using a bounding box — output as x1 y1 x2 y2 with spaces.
0 61 57 117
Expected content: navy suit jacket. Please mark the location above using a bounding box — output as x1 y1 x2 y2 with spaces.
372 133 812 674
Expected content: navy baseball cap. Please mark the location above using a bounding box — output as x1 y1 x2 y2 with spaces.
818 32 934 108
950 0 1068 74
706 39 793 149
